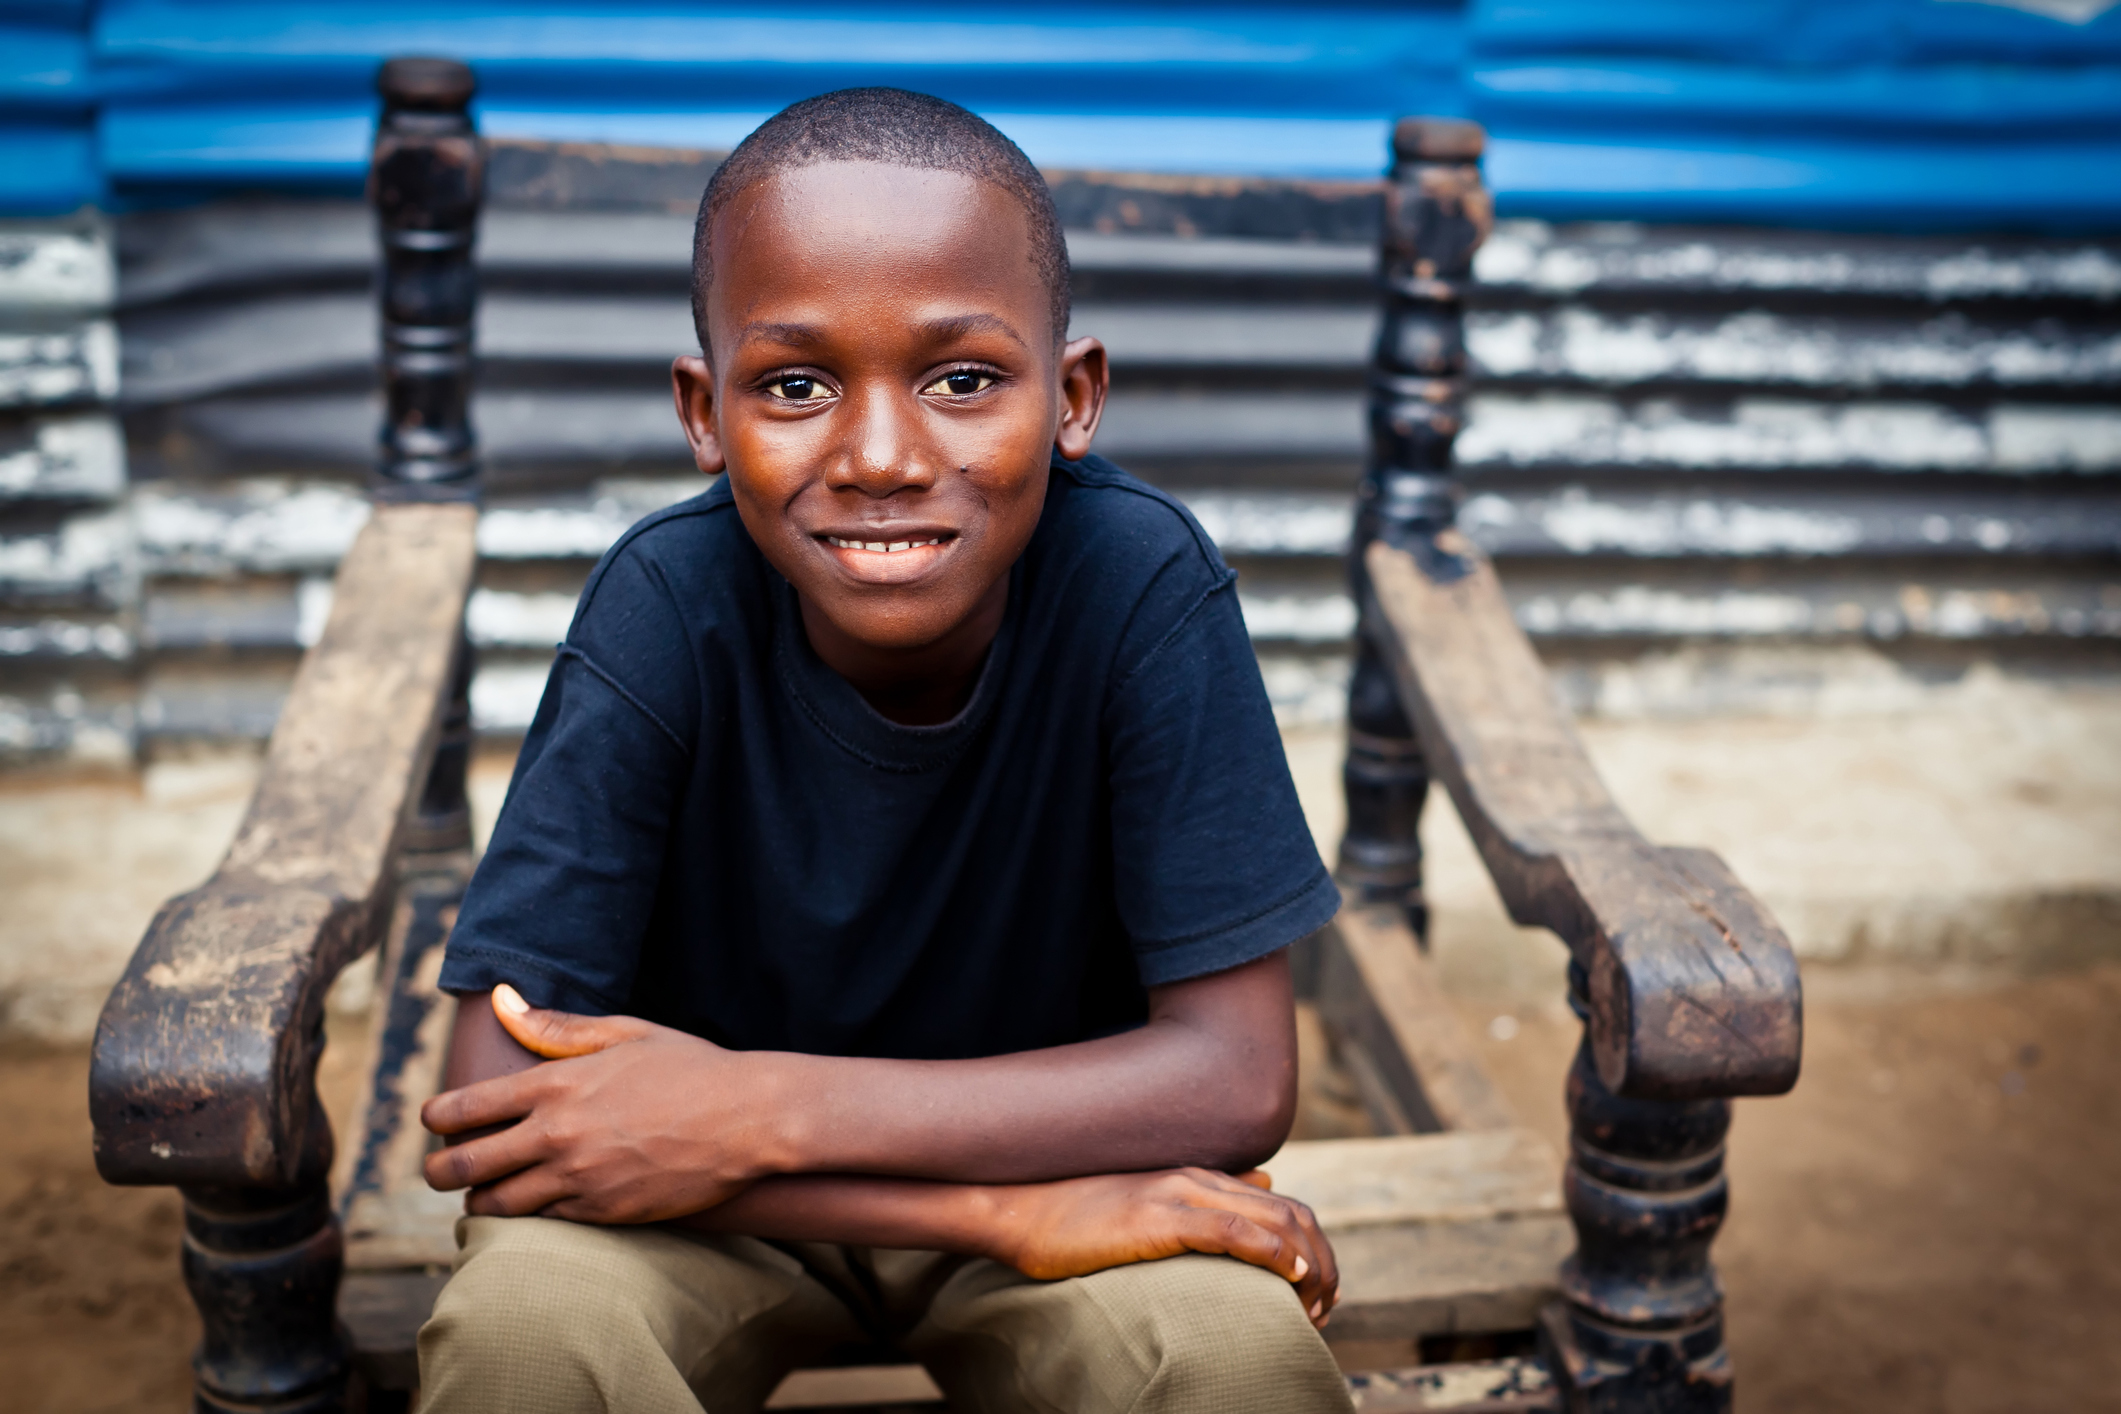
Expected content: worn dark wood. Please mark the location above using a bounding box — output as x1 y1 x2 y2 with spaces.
371 56 482 499
1361 530 1802 1104
89 501 479 1186
1537 976 1736 1413
1317 897 1519 1134
1347 1356 1558 1412
1338 118 1491 935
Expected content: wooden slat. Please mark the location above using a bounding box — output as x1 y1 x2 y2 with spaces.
340 1269 449 1392
1347 1357 1556 1412
89 504 479 1187
339 865 467 1272
1324 1213 1573 1343
1316 899 1518 1133
1268 1129 1559 1230
768 1366 945 1410
1364 532 1802 1101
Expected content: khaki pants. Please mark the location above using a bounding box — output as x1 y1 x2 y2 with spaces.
417 1215 1352 1414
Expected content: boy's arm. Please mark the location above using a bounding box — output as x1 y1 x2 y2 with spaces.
672 1170 1339 1326
424 951 1297 1212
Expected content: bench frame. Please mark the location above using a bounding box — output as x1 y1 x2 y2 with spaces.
89 66 1801 1414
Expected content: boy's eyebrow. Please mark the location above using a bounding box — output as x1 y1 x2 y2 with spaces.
915 312 1027 348
732 312 1027 352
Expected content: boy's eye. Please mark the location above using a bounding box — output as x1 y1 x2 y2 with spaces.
766 375 831 402
925 370 995 397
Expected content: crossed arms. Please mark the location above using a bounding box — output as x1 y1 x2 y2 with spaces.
420 951 1342 1325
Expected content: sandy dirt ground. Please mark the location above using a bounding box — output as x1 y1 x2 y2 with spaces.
5 963 2117 1413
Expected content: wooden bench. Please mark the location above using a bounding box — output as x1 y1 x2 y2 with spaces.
89 62 1801 1414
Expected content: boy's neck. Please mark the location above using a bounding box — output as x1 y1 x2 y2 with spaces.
797 575 1009 727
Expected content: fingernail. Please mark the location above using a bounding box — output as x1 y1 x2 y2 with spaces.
1291 1255 1308 1280
494 984 529 1016
1310 1300 1323 1320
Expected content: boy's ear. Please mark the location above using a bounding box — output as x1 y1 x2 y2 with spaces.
1053 336 1109 464
671 355 728 476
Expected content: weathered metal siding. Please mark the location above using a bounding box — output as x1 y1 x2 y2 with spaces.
2 144 2115 758
7 2 2121 225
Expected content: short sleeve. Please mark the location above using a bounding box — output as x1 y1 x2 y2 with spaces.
1103 573 1340 986
437 541 700 1013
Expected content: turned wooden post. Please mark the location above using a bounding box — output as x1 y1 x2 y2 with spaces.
125 60 485 1414
1338 118 1489 940
370 56 483 502
371 49 482 1108
1539 965 1739 1411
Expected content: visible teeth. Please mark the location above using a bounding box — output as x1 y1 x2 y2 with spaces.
825 535 943 552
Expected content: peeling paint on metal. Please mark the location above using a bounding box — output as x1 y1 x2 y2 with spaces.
465 588 578 648
1237 591 1357 642
1179 491 1354 555
1476 220 2121 301
0 509 132 599
1467 308 2121 388
468 660 554 733
0 321 120 407
1464 487 1867 557
1460 394 2022 471
0 618 131 658
0 224 115 312
0 416 126 500
477 479 698 559
136 482 372 575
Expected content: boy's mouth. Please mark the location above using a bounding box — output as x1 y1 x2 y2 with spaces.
821 535 948 553
812 529 960 584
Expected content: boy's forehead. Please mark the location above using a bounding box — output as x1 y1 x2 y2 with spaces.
709 162 1041 320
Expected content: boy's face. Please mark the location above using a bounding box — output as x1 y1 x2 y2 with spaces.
672 161 1106 657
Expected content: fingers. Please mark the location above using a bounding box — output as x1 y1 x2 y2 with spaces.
420 1070 539 1138
1234 1169 1273 1191
491 984 652 1059
1168 1205 1334 1327
423 1119 550 1192
1167 1170 1339 1325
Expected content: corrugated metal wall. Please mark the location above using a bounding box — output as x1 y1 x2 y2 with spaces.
6 2 2121 224
1 2 2118 761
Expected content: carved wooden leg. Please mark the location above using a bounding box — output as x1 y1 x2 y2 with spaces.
182 1109 349 1413
1339 632 1430 939
1541 968 1735 1412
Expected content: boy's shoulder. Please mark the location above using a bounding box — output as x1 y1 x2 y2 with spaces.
574 477 750 616
1040 453 1227 577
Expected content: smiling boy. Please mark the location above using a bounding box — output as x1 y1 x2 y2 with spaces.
416 89 1352 1414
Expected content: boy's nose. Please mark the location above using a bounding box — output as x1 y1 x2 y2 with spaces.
829 387 939 496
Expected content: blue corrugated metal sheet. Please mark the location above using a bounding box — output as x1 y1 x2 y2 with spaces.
0 2 99 210
1 0 2118 227
1466 0 2121 227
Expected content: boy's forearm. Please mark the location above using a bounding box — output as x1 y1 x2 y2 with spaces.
431 952 1298 1206
743 951 1297 1184
673 1174 1007 1259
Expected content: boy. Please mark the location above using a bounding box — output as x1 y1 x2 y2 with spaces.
417 88 1352 1414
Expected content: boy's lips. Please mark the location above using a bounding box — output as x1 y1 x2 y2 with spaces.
813 530 958 583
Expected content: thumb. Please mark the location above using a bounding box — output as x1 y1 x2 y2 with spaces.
491 983 648 1059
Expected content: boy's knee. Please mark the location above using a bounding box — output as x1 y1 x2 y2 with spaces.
422 1218 620 1373
1134 1255 1330 1375
1067 1255 1351 1412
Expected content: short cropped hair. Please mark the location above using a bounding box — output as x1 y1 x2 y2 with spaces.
691 88 1070 355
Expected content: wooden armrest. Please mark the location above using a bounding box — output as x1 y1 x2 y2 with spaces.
1364 532 1801 1101
90 504 479 1188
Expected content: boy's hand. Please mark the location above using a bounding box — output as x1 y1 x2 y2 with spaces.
985 1169 1341 1328
419 986 776 1222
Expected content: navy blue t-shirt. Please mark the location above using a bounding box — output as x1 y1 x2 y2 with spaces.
438 453 1339 1060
